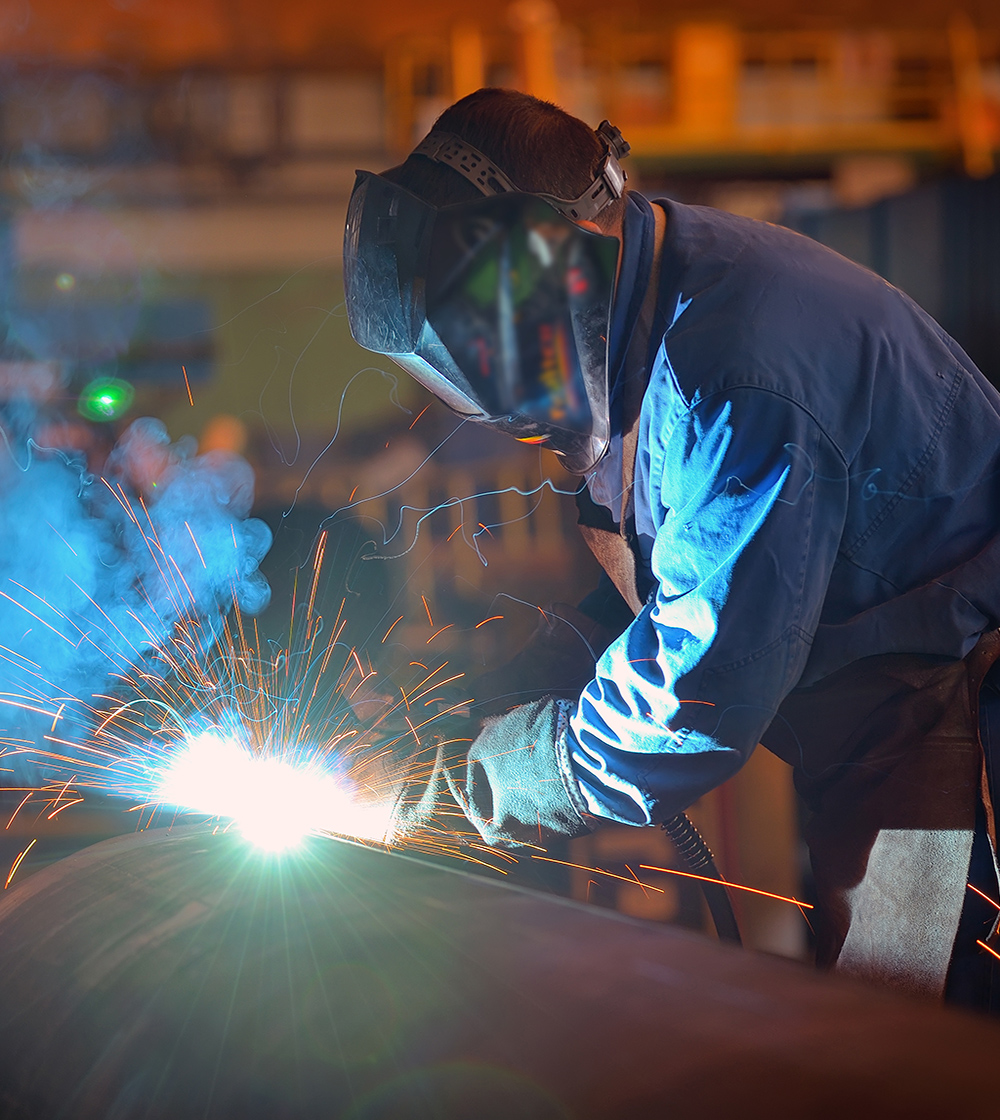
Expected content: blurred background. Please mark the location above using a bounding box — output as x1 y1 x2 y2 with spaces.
0 0 998 957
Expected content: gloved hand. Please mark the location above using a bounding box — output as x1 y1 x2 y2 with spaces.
349 697 594 849
450 697 594 846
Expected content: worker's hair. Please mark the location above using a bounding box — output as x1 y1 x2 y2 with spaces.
382 88 628 232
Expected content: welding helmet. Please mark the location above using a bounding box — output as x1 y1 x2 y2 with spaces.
343 123 629 474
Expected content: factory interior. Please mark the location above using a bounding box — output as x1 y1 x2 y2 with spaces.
0 0 998 1115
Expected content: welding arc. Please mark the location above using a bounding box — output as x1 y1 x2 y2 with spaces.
662 812 742 945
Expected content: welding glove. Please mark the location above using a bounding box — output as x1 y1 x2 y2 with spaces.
449 696 594 846
353 697 593 848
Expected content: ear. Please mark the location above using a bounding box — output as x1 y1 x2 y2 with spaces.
576 219 603 235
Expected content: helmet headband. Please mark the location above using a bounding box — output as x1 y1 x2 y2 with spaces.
412 120 629 222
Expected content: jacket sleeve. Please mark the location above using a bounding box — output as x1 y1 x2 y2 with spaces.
569 383 848 825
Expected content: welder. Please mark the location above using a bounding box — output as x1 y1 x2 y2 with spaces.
342 88 1000 1007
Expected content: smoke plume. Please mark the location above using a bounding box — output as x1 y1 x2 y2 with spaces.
0 411 271 781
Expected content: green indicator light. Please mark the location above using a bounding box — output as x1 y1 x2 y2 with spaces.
78 377 135 422
54 272 76 292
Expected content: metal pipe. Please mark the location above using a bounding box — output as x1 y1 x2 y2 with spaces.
0 825 997 1118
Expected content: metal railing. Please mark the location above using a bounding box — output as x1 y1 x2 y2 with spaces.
385 16 1000 177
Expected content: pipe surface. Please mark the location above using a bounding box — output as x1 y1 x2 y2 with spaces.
0 825 997 1118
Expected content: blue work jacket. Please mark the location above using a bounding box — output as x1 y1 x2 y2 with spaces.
569 194 1000 826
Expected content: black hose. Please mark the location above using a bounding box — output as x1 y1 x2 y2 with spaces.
661 812 742 945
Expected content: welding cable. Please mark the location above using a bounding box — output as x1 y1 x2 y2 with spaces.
661 812 742 945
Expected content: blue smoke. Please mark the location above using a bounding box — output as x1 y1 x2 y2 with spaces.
0 413 271 779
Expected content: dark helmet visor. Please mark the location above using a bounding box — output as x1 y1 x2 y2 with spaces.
344 171 618 473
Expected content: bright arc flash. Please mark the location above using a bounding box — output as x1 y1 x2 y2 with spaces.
155 731 391 853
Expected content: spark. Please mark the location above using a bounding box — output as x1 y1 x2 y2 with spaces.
0 696 65 718
532 855 666 894
181 365 194 407
624 863 651 898
47 524 78 557
382 615 404 643
47 775 77 818
475 616 503 628
976 939 1000 963
5 839 36 888
639 864 814 909
2 488 773 914
49 704 64 733
408 404 430 429
184 523 207 568
967 883 1000 911
0 589 75 646
48 797 83 819
0 521 489 867
6 791 33 829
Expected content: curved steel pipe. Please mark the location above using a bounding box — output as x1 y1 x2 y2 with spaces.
0 826 997 1118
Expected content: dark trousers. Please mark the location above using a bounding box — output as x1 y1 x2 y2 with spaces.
945 664 1000 1012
